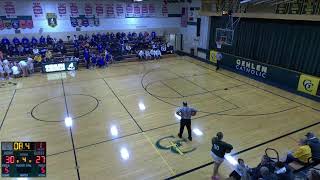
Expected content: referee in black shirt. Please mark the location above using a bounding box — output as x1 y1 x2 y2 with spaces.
211 132 233 180
176 102 197 141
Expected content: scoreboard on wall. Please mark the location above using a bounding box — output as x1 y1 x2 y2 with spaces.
1 142 46 177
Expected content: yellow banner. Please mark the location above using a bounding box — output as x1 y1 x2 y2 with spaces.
209 50 217 63
297 74 320 96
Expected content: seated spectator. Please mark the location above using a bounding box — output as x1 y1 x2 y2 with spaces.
307 169 320 180
45 50 52 61
90 53 97 69
34 55 42 64
138 50 144 59
84 48 90 69
259 166 278 180
125 44 132 54
18 45 24 56
161 44 167 54
24 44 31 55
1 37 10 47
251 155 275 179
13 37 20 46
33 47 39 55
22 37 29 46
0 60 4 80
40 48 47 58
73 35 78 42
306 132 320 161
150 49 156 59
229 158 251 180
19 60 28 77
274 162 292 180
27 57 34 74
31 36 38 46
11 62 21 78
155 49 162 59
145 49 151 60
97 54 106 68
39 36 46 46
285 138 311 164
46 35 53 45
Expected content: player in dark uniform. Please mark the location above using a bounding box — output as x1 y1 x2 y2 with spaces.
211 132 233 180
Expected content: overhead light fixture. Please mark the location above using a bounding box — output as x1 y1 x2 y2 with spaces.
133 0 143 2
138 102 146 111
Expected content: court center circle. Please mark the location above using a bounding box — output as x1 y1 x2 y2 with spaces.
31 94 99 122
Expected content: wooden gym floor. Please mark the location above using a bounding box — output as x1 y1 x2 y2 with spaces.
0 56 319 180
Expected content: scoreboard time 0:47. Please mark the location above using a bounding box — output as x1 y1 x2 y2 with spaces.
1 142 46 177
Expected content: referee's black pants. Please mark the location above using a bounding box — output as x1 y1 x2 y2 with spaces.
179 119 192 138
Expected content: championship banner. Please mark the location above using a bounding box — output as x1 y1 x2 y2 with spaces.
0 20 4 30
161 2 168 17
12 19 19 29
70 2 79 17
95 3 104 17
70 17 78 27
148 4 156 17
126 3 134 17
57 2 67 19
141 3 148 17
115 3 125 18
84 2 93 17
297 74 320 96
46 13 57 28
3 19 12 29
133 3 141 17
32 0 44 19
209 50 217 63
181 7 188 27
3 1 16 18
19 20 26 29
105 3 115 18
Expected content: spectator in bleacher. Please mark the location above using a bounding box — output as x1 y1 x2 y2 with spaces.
161 44 167 54
22 37 29 46
45 50 52 61
34 54 42 64
18 45 24 56
90 53 97 69
307 169 320 180
251 155 275 180
97 54 106 68
229 158 251 180
73 35 78 42
0 60 4 80
125 44 132 54
97 43 103 54
150 49 156 59
40 47 47 58
211 132 233 180
145 49 151 60
46 35 53 46
305 132 320 162
24 44 31 55
31 36 38 46
259 166 278 180
8 45 15 57
274 161 292 180
27 57 34 74
19 60 28 77
285 138 311 164
39 36 46 46
138 50 144 60
156 49 162 59
1 37 10 47
13 37 20 46
33 47 39 55
11 62 21 78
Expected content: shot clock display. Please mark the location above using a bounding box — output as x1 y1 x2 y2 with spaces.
1 142 46 177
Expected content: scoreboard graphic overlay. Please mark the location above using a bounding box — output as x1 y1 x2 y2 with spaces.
1 142 46 177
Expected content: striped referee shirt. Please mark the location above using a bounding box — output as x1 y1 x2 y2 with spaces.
177 106 197 120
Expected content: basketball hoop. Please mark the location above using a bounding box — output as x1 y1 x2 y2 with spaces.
216 40 223 49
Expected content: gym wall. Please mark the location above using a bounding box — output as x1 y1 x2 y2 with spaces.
0 0 182 40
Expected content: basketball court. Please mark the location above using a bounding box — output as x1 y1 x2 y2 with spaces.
0 56 319 179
